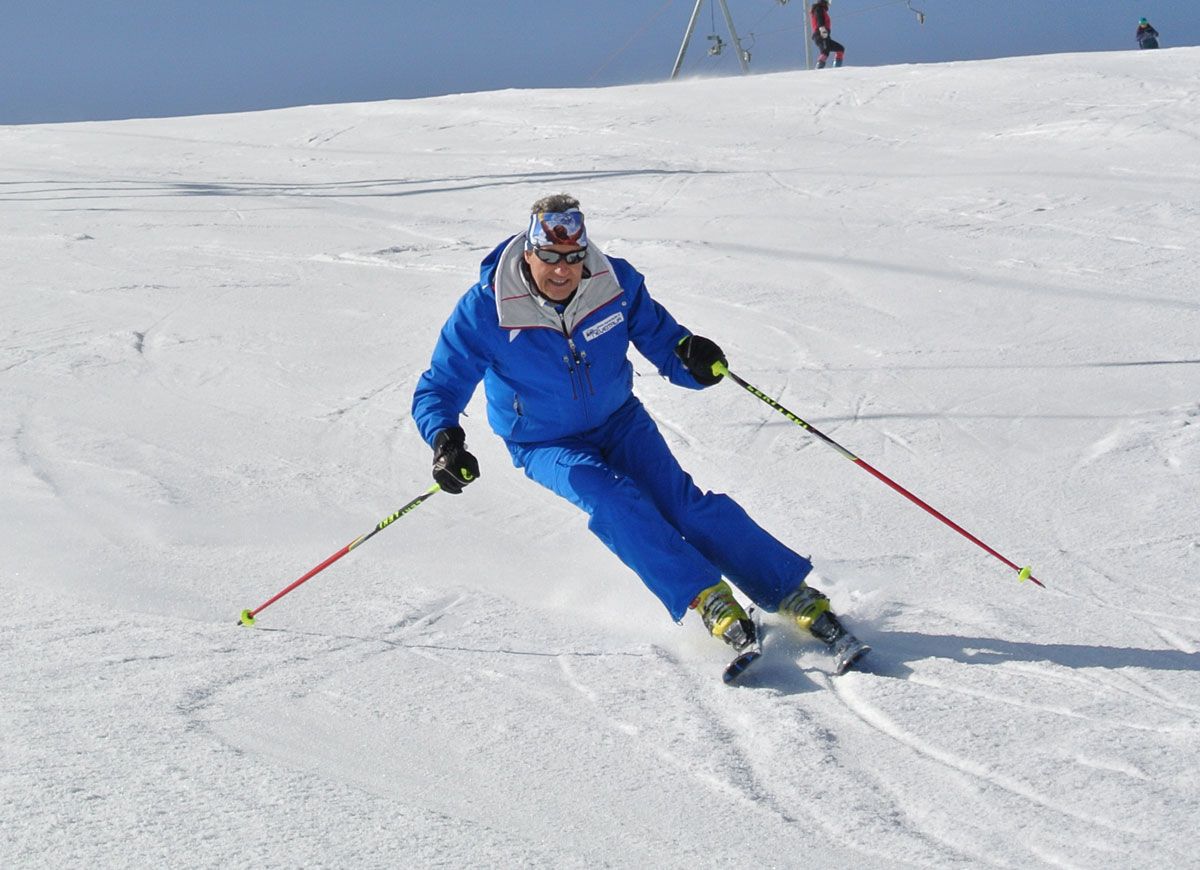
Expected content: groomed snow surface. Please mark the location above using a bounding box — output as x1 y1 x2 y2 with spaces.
3 48 1198 868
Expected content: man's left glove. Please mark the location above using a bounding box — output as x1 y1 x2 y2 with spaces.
432 426 480 494
675 335 727 386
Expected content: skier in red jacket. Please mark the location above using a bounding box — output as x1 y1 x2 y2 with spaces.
810 0 845 69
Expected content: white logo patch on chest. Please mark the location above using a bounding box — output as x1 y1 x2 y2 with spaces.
583 312 625 342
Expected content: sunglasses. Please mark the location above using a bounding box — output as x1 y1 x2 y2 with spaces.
532 247 587 265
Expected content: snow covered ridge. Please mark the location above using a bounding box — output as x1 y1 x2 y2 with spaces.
2 48 1198 867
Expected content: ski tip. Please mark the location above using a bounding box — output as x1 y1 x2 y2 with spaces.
834 642 871 676
722 649 763 684
238 609 256 627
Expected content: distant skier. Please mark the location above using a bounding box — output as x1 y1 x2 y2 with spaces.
1136 18 1160 49
810 0 845 69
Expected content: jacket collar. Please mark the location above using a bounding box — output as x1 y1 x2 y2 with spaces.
489 235 622 334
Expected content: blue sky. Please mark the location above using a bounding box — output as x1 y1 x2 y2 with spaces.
2 1 1194 124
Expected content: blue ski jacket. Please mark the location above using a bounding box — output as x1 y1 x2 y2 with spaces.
413 235 705 447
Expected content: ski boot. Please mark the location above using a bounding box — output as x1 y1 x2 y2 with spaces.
779 583 869 675
693 580 762 683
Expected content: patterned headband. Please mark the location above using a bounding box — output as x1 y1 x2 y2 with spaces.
526 209 588 249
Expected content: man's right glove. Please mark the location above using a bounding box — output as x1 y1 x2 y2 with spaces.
819 26 829 37
432 426 480 494
675 335 727 387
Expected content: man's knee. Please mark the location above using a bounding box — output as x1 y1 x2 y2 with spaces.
567 464 638 513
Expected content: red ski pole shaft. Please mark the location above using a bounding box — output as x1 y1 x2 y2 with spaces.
716 364 1045 588
238 484 441 626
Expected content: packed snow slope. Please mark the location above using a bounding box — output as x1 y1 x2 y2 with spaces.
3 48 1199 868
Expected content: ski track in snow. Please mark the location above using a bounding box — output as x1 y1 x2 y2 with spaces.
832 674 1138 833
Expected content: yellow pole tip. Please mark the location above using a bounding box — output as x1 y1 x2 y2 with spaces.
238 609 256 627
1018 566 1032 582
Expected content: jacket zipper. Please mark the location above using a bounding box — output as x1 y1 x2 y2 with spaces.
557 313 595 400
562 353 579 399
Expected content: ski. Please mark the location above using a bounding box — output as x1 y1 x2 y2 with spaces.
722 610 765 684
722 644 764 684
719 612 871 683
722 631 871 683
831 634 871 675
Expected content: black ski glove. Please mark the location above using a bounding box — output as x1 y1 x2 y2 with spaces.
675 335 727 386
432 426 480 494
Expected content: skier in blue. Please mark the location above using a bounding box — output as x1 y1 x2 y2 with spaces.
1136 18 1160 49
412 194 867 677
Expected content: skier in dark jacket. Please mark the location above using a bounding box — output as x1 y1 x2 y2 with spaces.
412 193 868 678
1136 18 1160 49
810 0 845 69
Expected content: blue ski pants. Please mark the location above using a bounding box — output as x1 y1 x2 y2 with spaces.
506 397 813 621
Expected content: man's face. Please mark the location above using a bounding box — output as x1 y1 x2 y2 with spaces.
524 245 586 302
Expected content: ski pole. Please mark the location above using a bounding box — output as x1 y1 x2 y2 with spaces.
715 363 1045 588
238 484 442 626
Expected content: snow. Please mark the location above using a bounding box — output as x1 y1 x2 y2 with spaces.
3 48 1199 868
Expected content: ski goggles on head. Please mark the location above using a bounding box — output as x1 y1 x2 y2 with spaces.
531 247 588 265
526 209 589 250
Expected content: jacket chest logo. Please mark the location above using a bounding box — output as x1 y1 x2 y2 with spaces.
583 311 624 342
